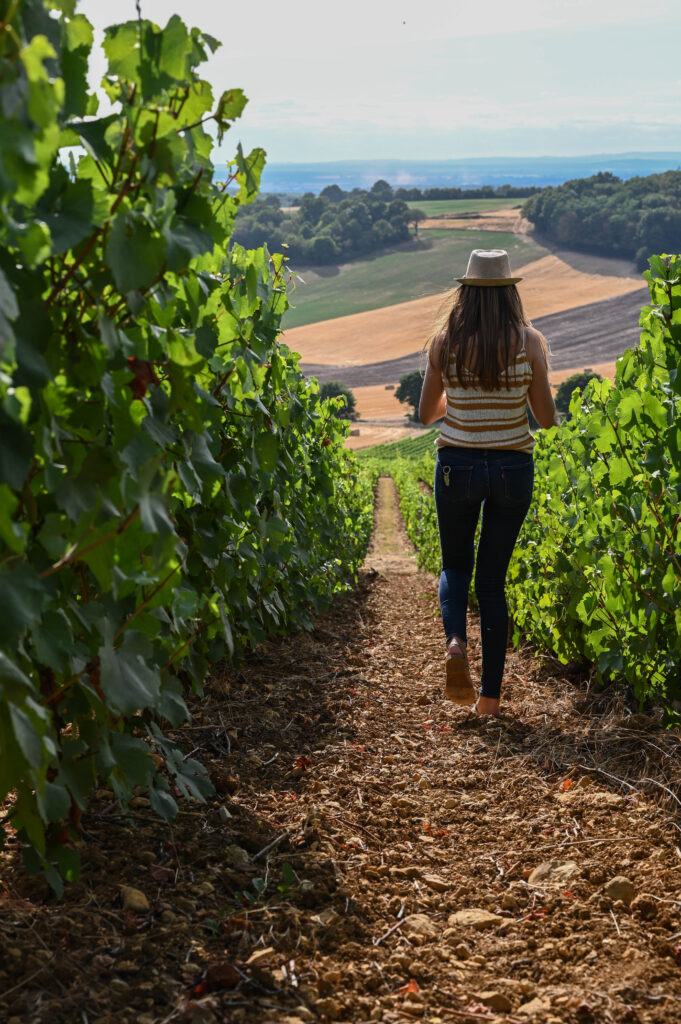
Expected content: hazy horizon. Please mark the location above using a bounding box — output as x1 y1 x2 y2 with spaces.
79 0 681 164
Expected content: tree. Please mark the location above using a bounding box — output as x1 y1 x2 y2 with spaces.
308 235 339 263
409 208 427 236
554 370 603 419
395 370 424 421
371 179 394 200
320 381 358 420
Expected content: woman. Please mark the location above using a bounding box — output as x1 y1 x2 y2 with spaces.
419 249 556 716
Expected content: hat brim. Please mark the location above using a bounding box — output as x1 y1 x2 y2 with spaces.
456 277 522 286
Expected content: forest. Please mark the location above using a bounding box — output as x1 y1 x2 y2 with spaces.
522 170 681 268
232 181 414 265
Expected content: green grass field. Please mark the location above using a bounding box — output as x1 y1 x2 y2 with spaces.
406 198 522 216
283 230 546 328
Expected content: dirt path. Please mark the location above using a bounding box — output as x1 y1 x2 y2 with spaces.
1 486 681 1024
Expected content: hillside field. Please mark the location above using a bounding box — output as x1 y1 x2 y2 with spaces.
284 254 645 367
405 197 524 215
283 229 547 328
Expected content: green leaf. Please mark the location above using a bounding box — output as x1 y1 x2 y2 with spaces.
0 268 19 321
105 212 166 293
0 650 32 689
217 88 248 122
40 178 108 254
255 433 278 473
99 636 162 714
38 782 71 822
0 484 26 553
149 784 178 821
9 705 45 770
0 567 46 646
70 115 118 163
234 144 266 206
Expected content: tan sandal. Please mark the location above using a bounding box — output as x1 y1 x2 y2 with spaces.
445 637 476 705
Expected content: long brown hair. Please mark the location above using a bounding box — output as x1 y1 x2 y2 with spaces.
429 284 534 391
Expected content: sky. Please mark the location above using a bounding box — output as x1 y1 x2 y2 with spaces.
79 0 681 165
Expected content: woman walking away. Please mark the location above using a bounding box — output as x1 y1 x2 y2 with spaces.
419 249 557 716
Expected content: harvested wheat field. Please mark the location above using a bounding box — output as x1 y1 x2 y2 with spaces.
3 479 679 1024
419 209 531 233
284 255 645 368
352 385 411 422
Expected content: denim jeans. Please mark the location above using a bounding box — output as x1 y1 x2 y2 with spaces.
434 446 534 699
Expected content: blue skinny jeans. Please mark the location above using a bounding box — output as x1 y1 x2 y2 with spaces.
434 446 534 699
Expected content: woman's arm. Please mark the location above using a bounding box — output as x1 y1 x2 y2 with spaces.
526 329 557 429
418 337 446 425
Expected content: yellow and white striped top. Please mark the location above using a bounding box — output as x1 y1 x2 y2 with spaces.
438 329 535 453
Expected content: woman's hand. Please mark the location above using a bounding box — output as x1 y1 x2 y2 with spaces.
418 337 446 425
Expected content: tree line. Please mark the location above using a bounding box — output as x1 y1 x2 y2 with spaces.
232 179 541 266
522 170 681 269
232 180 415 265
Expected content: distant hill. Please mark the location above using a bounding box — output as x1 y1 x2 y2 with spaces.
215 153 681 196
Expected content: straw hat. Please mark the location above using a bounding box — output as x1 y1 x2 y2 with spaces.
456 248 522 286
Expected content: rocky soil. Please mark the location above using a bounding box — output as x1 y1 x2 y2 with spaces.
1 480 680 1024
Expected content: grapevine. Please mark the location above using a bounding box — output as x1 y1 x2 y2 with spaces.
0 0 373 890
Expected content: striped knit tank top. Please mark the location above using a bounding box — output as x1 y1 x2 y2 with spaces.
438 328 535 453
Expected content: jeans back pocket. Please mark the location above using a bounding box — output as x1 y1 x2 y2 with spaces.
436 461 474 501
501 461 534 504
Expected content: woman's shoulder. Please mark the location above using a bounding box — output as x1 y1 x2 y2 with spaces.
522 325 549 368
428 330 446 369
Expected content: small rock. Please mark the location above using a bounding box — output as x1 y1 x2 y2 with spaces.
501 892 518 910
174 896 196 915
454 942 472 959
195 880 214 896
527 861 581 887
631 894 657 919
603 875 635 906
390 865 421 880
476 991 513 1013
218 805 232 822
401 913 439 942
448 909 504 930
224 845 250 866
518 996 552 1017
115 960 140 973
315 997 340 1020
119 886 149 912
589 791 623 807
402 999 425 1016
422 874 449 893
186 1009 218 1024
